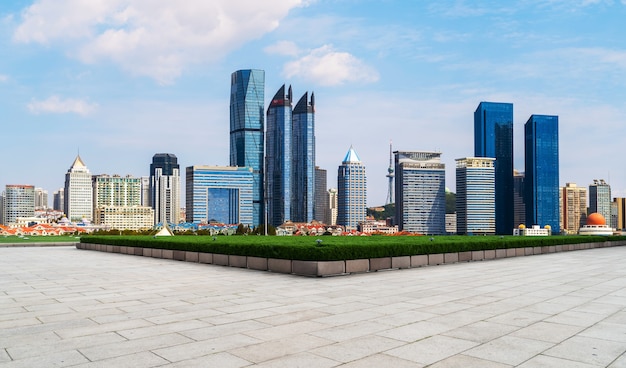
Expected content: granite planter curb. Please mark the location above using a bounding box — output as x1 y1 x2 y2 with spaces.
444 252 459 264
247 257 268 271
346 259 369 273
392 256 411 269
411 254 428 267
428 253 444 265
213 254 229 266
370 257 392 271
198 253 213 264
293 260 346 277
268 258 292 274
229 255 247 268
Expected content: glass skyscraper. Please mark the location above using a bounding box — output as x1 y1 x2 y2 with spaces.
455 157 495 235
291 92 315 223
337 146 366 231
474 102 514 234
185 165 253 226
230 69 265 227
150 153 180 226
265 85 292 227
525 114 559 233
589 179 611 224
394 151 446 234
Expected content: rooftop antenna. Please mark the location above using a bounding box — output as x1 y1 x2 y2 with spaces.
385 140 394 205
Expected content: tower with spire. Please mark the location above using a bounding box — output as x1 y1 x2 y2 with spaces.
385 140 394 205
64 154 93 222
337 146 367 231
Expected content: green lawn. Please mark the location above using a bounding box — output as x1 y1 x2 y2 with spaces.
0 235 80 244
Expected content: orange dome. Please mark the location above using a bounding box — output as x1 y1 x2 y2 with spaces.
586 213 606 226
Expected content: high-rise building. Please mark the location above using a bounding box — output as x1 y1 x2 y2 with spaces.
513 170 526 228
328 188 338 226
34 188 48 210
2 185 35 225
525 115 559 233
93 174 153 230
265 85 293 227
230 69 265 227
395 151 446 234
455 157 495 235
150 153 180 226
53 189 64 212
589 179 611 224
474 102 514 234
314 167 328 223
140 176 150 207
64 155 93 222
560 183 587 234
185 165 253 226
337 146 367 231
291 92 316 223
613 197 626 231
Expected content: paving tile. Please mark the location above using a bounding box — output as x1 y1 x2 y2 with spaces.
68 351 169 368
1 349 88 367
310 320 391 342
543 336 626 366
517 354 602 368
427 354 512 367
464 335 554 366
79 333 193 361
510 321 585 343
152 333 262 362
311 334 404 363
442 321 519 343
609 352 626 368
336 353 422 368
376 320 455 342
163 352 252 368
229 334 333 363
253 352 340 368
386 335 478 365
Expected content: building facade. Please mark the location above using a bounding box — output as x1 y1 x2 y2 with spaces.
230 69 265 227
291 92 316 223
150 153 181 226
265 85 293 227
185 165 253 226
2 185 35 225
34 188 48 210
53 189 64 212
560 183 587 234
337 147 367 231
613 197 626 231
64 155 93 222
589 179 611 226
92 174 153 230
455 157 495 235
474 102 514 234
525 114 559 233
327 188 338 226
94 206 154 231
513 170 526 228
314 167 328 223
395 151 446 234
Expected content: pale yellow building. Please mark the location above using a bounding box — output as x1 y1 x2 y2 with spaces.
559 183 587 234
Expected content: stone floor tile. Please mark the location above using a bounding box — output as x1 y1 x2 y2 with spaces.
427 354 513 367
442 321 519 343
229 334 333 364
309 320 391 342
338 353 423 368
376 320 454 342
253 352 340 368
608 352 626 368
517 354 603 368
579 322 626 343
386 335 478 365
464 335 554 366
79 333 193 361
152 333 262 362
69 351 169 368
164 352 252 368
544 310 608 327
311 334 404 363
543 336 626 366
1 349 88 367
180 320 270 341
486 309 551 327
510 321 585 343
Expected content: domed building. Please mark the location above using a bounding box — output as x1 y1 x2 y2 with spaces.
578 212 614 236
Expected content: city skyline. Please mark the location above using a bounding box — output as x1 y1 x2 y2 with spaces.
1 1 625 206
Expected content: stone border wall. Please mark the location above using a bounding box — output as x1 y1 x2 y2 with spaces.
1 242 79 248
76 240 626 277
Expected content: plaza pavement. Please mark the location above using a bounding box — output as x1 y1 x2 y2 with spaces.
1 245 625 367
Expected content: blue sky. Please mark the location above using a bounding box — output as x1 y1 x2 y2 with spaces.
1 0 625 207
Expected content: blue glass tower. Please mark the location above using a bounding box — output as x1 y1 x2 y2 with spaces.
291 92 315 223
525 115 559 233
455 157 496 235
474 102 514 234
265 85 293 227
185 165 253 226
337 146 367 231
230 70 265 227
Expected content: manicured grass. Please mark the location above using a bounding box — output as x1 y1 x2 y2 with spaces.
80 234 626 261
0 235 81 244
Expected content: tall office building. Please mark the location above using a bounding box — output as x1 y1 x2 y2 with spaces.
2 185 35 225
64 155 93 222
265 85 293 227
525 115 559 233
53 189 64 212
314 167 328 223
230 69 265 227
34 188 48 210
328 188 338 226
589 179 611 224
560 183 587 234
613 198 626 231
395 151 446 234
150 153 180 226
513 170 526 228
185 165 253 226
474 102 514 234
337 146 367 231
140 176 150 207
93 175 142 208
455 157 495 235
291 92 316 223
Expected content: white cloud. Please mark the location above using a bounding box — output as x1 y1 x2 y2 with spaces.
13 0 306 84
0 74 7 82
264 41 300 57
283 45 379 86
27 95 98 116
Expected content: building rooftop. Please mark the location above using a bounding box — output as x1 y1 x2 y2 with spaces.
1 245 625 366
